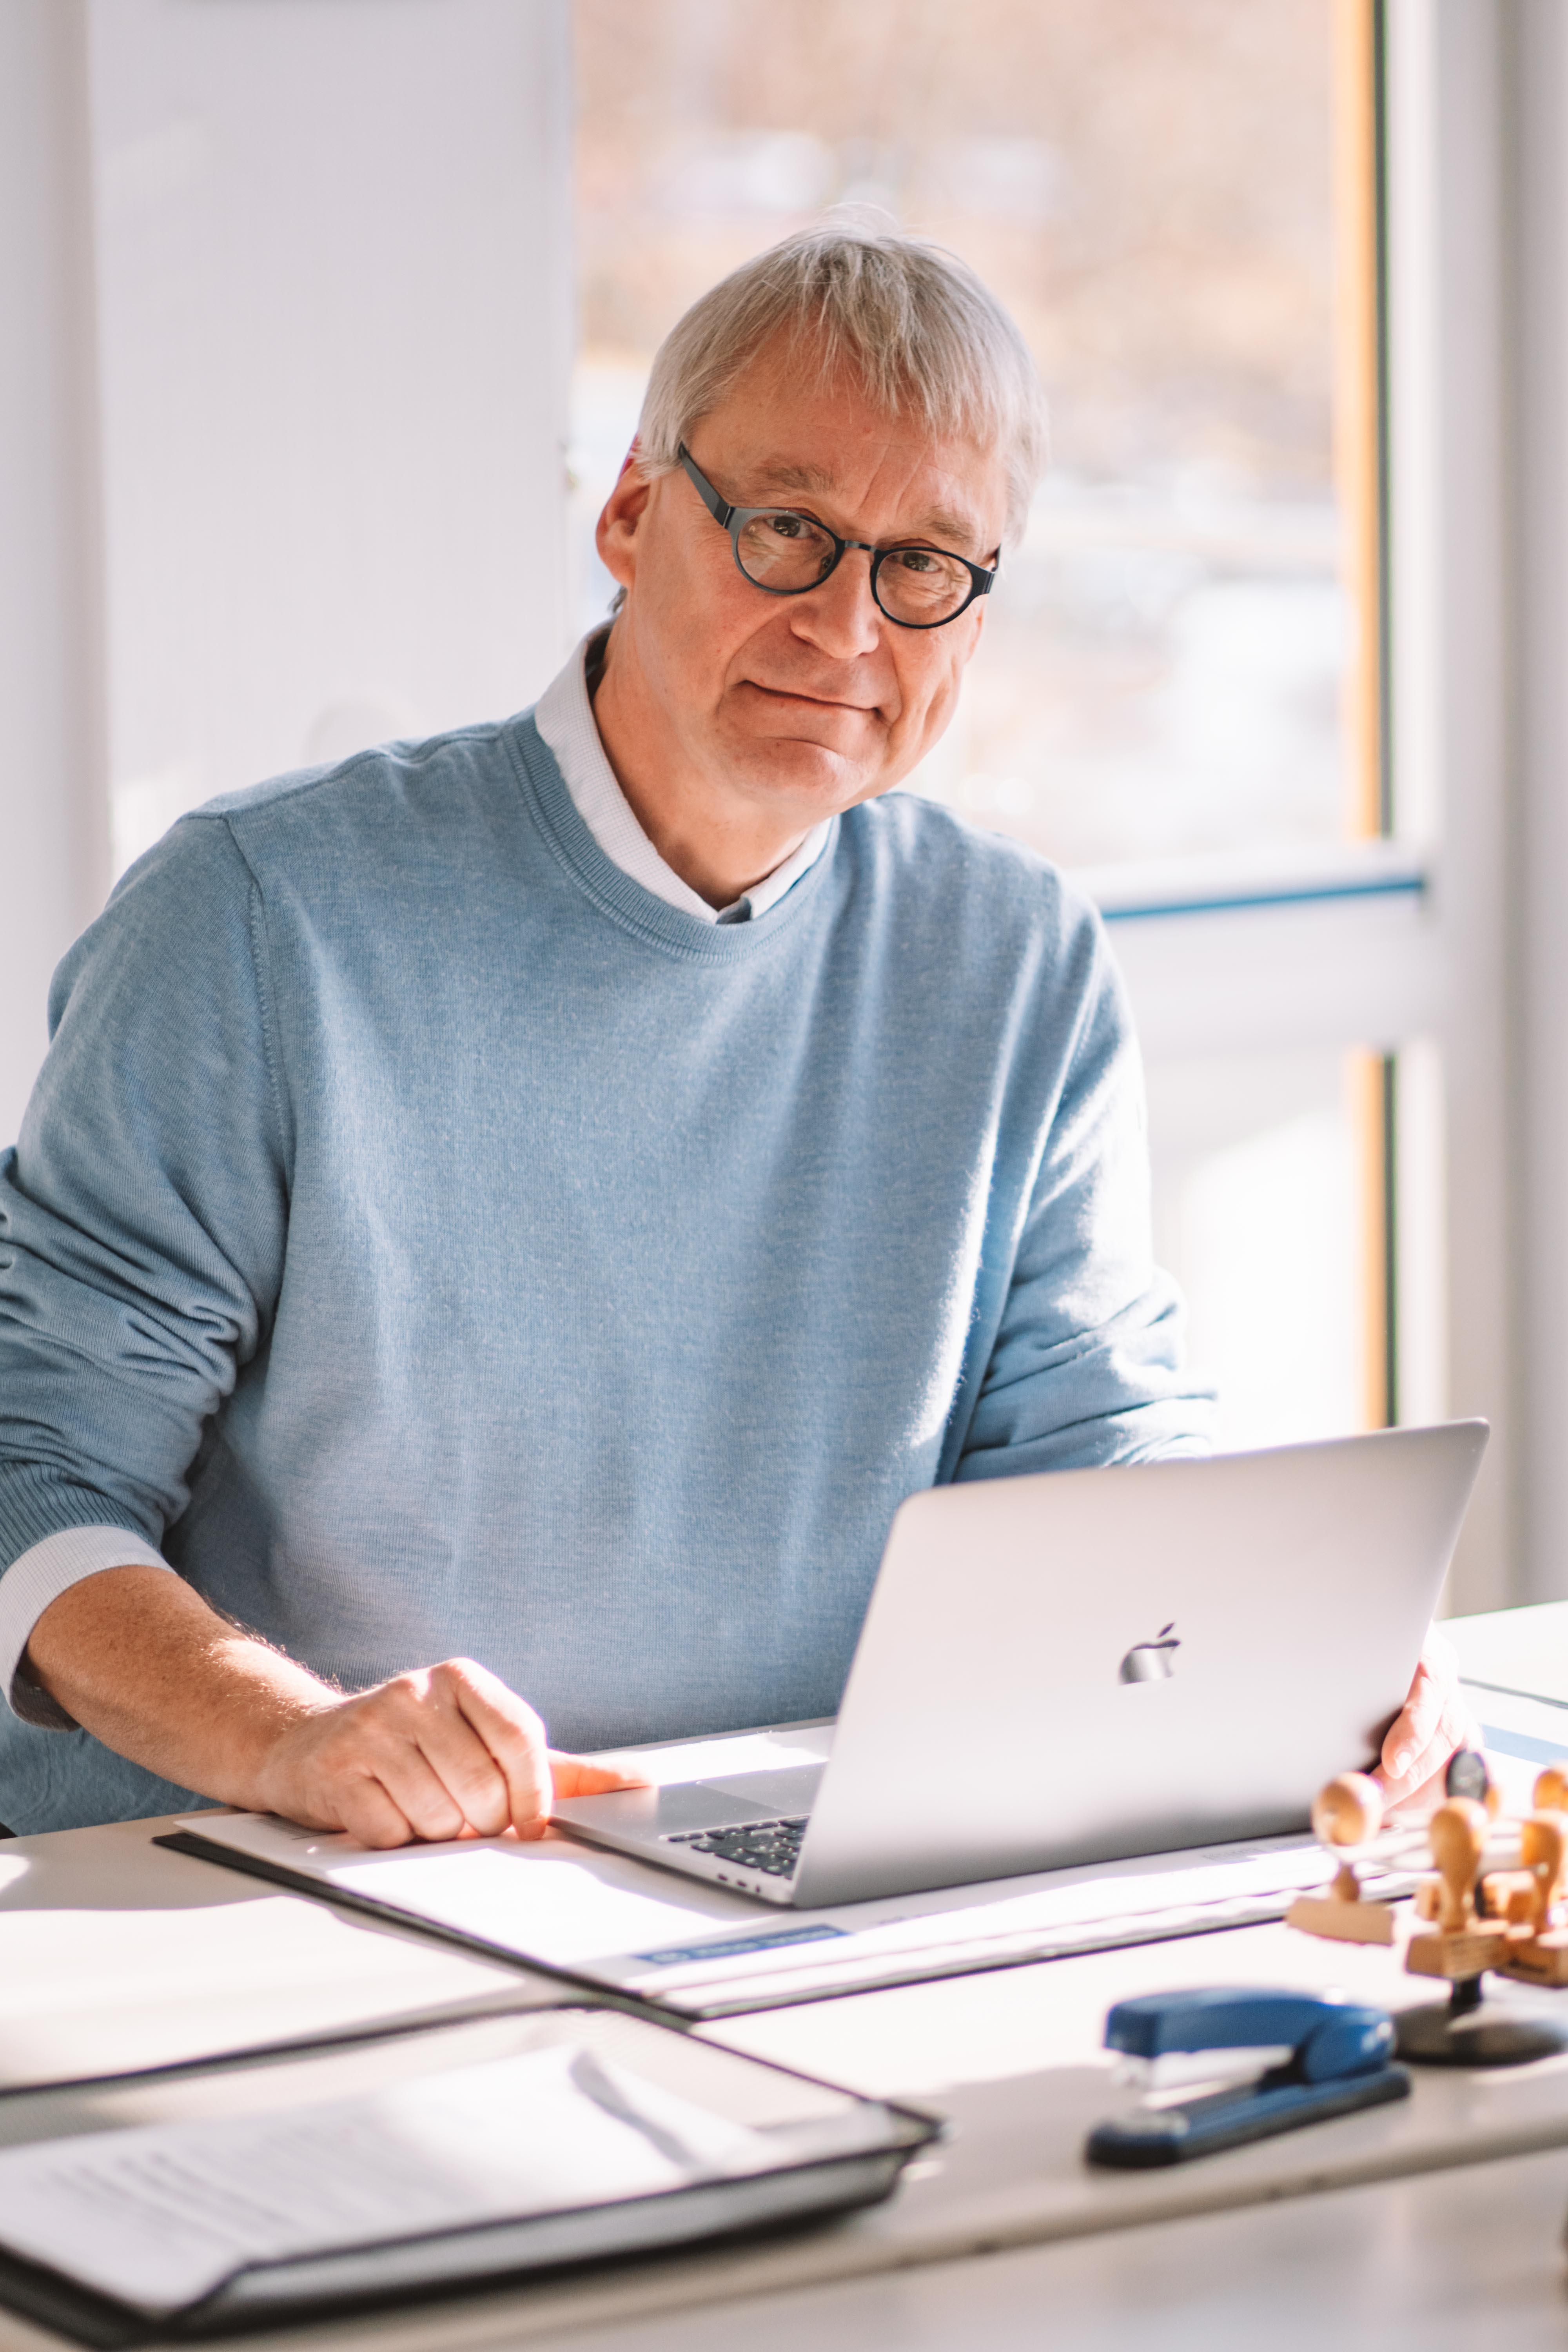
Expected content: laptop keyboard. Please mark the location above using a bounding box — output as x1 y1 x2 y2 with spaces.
664 1817 809 1879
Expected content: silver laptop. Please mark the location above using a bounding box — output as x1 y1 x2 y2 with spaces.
551 1421 1488 1908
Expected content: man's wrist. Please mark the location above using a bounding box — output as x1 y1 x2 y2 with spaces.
195 1634 345 1812
24 1566 344 1812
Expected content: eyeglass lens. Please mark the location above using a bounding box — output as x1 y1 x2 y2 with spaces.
734 511 975 623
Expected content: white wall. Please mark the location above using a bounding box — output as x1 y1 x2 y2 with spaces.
0 0 110 1145
0 0 573 1140
1383 0 1517 1611
90 0 574 869
1513 0 1568 1602
1384 0 1568 1610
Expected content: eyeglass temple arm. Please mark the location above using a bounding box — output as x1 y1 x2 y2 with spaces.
677 444 734 529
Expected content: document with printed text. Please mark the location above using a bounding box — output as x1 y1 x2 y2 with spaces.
0 2045 769 2318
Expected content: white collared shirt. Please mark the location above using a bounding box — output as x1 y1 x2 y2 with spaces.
533 633 831 924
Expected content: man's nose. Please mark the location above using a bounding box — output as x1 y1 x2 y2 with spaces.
788 546 883 660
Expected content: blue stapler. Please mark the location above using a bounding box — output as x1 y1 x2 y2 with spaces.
1085 1986 1409 2169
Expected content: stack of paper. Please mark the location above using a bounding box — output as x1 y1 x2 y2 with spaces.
0 2048 764 2315
169 1811 1390 2018
0 2009 932 2339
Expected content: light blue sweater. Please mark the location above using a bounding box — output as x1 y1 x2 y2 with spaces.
0 716 1212 1831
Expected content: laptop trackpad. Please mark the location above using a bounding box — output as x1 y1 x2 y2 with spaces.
706 1764 824 1815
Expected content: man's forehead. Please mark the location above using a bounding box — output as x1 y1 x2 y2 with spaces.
734 451 993 549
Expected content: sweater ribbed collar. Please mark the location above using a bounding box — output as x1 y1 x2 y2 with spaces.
506 714 840 963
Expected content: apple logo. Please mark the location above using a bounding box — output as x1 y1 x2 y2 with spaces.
1119 1622 1180 1683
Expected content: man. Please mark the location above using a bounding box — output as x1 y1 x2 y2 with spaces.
0 225 1465 1842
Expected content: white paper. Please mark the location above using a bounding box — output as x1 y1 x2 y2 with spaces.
0 2045 770 2317
179 1810 1344 2008
183 1818 760 1962
333 1848 756 1964
617 1842 1351 1996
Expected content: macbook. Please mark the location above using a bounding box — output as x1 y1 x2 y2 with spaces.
551 1421 1488 1907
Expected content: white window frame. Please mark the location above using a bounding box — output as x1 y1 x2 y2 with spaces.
1099 0 1545 1615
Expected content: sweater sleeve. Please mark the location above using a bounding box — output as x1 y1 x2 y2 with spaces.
953 916 1214 1480
0 815 292 1713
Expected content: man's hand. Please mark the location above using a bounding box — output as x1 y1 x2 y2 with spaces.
25 1566 642 1847
1374 1626 1480 1810
254 1658 641 1847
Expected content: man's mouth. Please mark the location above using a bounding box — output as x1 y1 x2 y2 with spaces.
742 681 877 715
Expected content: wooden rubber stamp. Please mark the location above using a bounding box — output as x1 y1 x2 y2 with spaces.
1290 1750 1568 2066
1285 1772 1396 1944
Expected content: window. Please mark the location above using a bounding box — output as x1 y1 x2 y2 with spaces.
573 0 1407 1457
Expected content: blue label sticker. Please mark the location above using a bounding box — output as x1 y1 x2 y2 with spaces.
632 1922 847 1968
1480 1725 1568 1766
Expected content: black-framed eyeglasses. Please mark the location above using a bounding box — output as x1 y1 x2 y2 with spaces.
677 444 998 630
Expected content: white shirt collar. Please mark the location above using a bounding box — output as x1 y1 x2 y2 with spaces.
533 632 831 925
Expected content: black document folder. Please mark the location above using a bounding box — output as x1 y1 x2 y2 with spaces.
0 2007 936 2345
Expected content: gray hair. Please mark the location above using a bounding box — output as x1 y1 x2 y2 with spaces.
633 221 1048 549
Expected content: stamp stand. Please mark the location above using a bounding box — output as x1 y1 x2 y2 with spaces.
1287 1753 1568 2067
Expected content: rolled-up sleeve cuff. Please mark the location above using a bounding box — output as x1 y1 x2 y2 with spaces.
0 1527 171 1729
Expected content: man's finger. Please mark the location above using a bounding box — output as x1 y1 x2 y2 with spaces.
1382 1661 1444 1781
1423 1624 1459 1679
550 1752 651 1799
1377 1691 1483 1806
401 1703 514 1838
368 1740 481 1844
1380 1628 1483 1797
1437 1693 1484 1762
329 1772 419 1851
1379 1716 1449 1794
441 1660 555 1835
1382 1754 1451 1817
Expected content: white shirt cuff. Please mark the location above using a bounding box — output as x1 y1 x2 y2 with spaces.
0 1527 171 1728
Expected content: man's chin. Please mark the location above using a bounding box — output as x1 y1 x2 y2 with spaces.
721 733 885 814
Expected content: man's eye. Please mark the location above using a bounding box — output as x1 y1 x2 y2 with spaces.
891 548 939 572
766 512 811 541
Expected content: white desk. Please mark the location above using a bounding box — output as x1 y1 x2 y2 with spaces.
548 2147 1568 2352
0 1817 556 2090
4 1823 1568 2348
1 1604 1566 2347
1450 1598 1568 1704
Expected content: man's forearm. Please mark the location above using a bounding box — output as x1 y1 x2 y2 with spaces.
22 1566 637 1845
24 1566 336 1806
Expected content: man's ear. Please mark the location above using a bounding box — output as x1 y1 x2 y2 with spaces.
596 448 655 595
